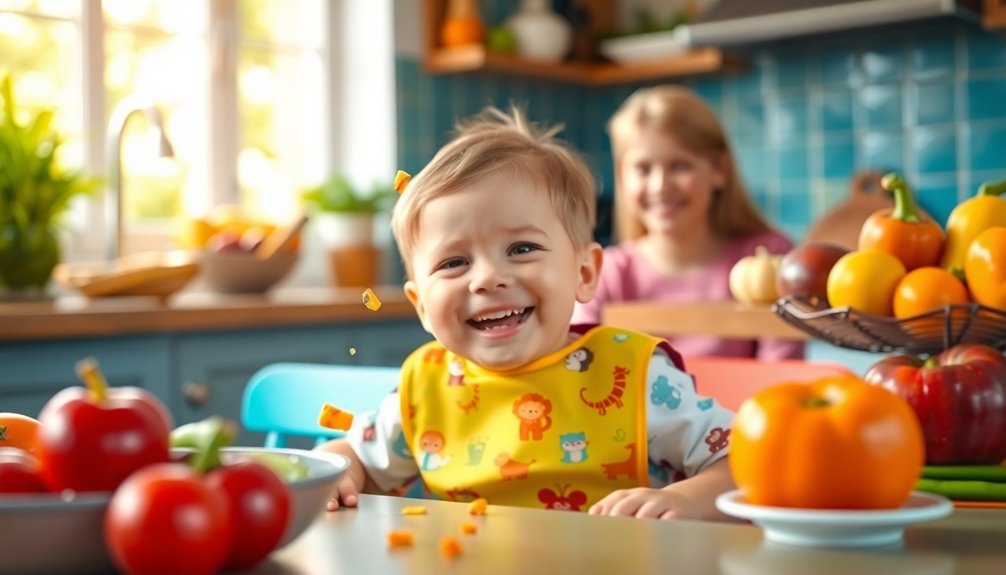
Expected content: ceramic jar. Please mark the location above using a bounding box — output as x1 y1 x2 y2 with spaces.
506 0 573 62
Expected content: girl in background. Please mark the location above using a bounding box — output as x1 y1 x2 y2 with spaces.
572 85 803 361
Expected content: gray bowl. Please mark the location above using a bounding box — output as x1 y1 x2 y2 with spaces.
0 447 348 574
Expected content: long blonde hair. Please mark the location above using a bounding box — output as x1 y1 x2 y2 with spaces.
392 106 597 276
607 85 771 242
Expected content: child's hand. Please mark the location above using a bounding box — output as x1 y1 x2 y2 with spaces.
327 472 363 511
314 438 368 512
588 487 702 520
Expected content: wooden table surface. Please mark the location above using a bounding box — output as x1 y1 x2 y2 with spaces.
260 494 1005 575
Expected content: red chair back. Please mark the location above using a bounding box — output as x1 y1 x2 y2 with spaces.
684 356 854 412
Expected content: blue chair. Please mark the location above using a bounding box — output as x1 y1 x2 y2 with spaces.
241 362 400 448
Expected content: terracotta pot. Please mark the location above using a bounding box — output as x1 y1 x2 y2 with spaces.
328 245 382 288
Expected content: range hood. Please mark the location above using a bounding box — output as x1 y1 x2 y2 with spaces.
677 0 981 46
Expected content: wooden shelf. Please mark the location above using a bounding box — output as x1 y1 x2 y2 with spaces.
424 45 744 86
422 0 743 86
602 301 808 341
986 0 1006 28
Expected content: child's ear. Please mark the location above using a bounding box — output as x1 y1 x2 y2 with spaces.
575 242 604 303
404 281 434 334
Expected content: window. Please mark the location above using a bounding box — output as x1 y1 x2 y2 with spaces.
0 0 394 275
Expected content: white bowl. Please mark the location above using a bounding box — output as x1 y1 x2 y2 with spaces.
0 447 348 574
599 27 691 64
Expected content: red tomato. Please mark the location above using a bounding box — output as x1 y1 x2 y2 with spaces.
105 463 232 575
863 344 1006 464
36 384 172 493
207 460 292 570
0 447 48 494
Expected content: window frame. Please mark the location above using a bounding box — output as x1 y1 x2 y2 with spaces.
7 0 396 282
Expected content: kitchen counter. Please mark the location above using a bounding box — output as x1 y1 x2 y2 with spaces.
0 290 806 343
0 286 418 341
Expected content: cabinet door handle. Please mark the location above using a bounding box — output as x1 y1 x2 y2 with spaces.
183 381 210 407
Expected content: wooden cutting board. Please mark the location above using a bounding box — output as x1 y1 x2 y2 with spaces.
804 171 894 250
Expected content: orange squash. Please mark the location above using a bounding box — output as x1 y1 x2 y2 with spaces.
730 376 924 509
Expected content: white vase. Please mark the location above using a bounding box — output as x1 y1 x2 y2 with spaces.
506 0 572 63
313 212 375 248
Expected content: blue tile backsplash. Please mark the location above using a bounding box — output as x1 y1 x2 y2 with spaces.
395 19 1006 244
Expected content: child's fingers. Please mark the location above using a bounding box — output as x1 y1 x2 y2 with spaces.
588 490 625 515
327 478 361 511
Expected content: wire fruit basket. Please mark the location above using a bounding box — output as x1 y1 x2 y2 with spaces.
772 295 1006 355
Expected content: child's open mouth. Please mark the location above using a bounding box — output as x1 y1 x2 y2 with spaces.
467 307 533 331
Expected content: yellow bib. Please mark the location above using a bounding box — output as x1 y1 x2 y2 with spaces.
399 326 660 511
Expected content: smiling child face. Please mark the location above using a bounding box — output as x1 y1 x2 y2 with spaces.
404 172 601 371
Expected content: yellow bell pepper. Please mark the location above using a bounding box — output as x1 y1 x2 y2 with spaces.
964 227 1006 310
940 180 1006 273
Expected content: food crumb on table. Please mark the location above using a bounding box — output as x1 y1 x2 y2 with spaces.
439 536 463 558
468 498 488 515
459 521 478 535
401 506 428 516
387 529 414 549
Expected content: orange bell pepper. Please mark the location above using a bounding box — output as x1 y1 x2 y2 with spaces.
730 376 924 509
963 227 1006 310
941 179 1006 273
858 173 944 271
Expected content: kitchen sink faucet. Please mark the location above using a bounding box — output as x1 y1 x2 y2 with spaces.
105 96 175 261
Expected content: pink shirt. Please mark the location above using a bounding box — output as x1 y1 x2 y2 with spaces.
572 232 805 361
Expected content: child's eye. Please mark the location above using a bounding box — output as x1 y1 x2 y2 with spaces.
436 258 467 271
509 243 541 256
670 159 692 172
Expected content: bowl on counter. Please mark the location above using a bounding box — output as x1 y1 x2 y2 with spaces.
0 447 348 575
199 250 298 294
53 250 201 301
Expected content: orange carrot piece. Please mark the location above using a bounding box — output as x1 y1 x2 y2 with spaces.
468 497 488 515
317 403 354 431
439 536 463 558
459 521 478 535
387 529 414 549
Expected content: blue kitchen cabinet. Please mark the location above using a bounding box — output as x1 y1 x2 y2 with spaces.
0 318 429 446
172 319 430 446
0 336 173 417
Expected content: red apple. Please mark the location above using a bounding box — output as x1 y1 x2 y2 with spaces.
775 242 849 305
36 358 172 493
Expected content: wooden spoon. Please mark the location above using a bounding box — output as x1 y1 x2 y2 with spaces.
255 215 309 261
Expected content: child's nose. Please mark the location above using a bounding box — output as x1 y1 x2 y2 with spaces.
469 260 512 293
650 168 672 192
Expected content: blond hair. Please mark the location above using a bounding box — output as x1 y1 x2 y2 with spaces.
607 85 771 242
391 106 597 276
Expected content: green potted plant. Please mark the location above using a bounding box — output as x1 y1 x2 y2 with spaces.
301 174 396 287
302 173 396 246
0 75 99 296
